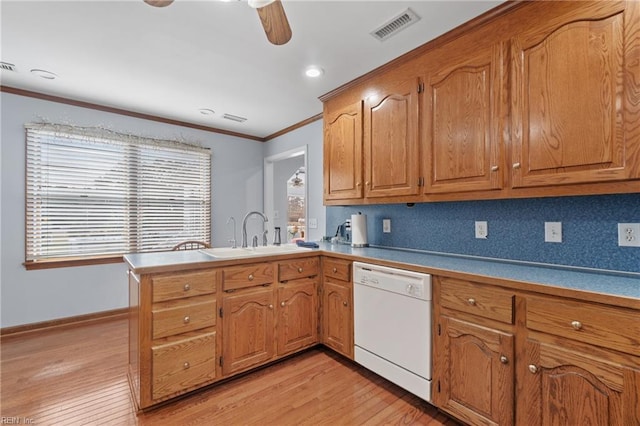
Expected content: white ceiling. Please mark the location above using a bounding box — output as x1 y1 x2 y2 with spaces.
1 0 503 139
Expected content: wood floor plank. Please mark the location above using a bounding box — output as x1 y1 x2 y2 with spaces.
1 317 460 425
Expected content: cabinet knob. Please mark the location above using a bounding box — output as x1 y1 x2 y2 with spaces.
513 162 521 169
280 301 286 307
183 316 190 324
332 267 338 273
248 274 254 281
356 182 362 187
183 362 190 369
528 364 538 374
500 355 508 364
269 304 274 310
183 283 191 291
343 301 348 307
365 181 370 186
571 320 582 330
298 267 303 273
491 165 499 172
467 298 476 306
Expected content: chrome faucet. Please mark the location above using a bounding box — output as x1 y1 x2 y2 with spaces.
241 211 268 248
226 216 237 248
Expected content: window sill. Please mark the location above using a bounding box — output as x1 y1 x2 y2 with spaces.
24 255 124 270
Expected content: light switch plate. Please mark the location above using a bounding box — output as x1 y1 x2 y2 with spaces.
545 222 562 243
383 219 391 233
308 218 318 229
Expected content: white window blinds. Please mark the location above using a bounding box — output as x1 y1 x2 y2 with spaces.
25 123 211 263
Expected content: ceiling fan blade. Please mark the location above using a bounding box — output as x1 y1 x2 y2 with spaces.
144 0 174 7
256 0 292 46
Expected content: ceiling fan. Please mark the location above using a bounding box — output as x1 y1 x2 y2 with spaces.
143 0 292 45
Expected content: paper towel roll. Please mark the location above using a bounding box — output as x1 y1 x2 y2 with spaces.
351 213 368 247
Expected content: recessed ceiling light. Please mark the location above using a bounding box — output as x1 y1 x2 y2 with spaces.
305 66 324 78
199 108 215 115
30 69 57 80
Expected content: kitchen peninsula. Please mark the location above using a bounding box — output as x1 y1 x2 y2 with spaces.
125 243 640 424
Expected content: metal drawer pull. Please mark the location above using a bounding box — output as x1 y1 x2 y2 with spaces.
500 355 508 364
183 362 190 369
269 304 274 310
248 274 254 281
298 267 303 273
343 301 348 307
280 301 286 307
513 162 521 169
332 267 338 273
528 364 538 374
571 320 582 330
183 316 190 324
183 283 191 291
467 298 476 306
491 165 499 171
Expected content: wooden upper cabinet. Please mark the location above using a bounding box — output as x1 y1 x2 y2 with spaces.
363 75 421 198
510 1 640 188
424 42 505 194
323 100 363 202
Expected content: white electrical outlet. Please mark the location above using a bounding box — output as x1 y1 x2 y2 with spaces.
383 219 391 233
544 222 562 243
618 223 640 247
475 221 488 239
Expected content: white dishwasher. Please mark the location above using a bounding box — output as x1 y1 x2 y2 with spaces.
353 262 432 402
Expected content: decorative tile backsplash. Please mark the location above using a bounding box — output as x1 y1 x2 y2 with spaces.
326 194 640 273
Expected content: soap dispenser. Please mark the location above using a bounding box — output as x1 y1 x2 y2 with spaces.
273 227 281 245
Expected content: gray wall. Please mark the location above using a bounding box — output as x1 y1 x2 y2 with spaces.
0 92 265 327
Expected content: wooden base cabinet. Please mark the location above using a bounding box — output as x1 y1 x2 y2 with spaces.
433 276 640 426
520 294 640 426
321 258 353 359
436 316 514 426
276 258 319 356
222 286 275 376
433 277 516 426
128 268 220 410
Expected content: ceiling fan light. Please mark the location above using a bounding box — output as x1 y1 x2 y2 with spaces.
248 0 275 9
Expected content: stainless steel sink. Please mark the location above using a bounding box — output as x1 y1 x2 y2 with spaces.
200 244 310 259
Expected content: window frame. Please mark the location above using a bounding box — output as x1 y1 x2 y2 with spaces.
24 123 212 270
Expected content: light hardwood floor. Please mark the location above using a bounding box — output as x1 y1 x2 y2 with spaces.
1 317 460 425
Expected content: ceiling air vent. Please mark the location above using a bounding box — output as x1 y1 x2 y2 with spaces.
370 8 421 42
0 62 17 72
222 113 247 123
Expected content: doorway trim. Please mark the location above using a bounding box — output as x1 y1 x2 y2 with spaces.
264 145 308 241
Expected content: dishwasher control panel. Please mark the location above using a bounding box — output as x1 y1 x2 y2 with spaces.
353 262 432 301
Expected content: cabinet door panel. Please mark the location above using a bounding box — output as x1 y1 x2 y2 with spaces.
222 288 274 375
324 101 363 201
425 43 504 193
277 278 318 355
511 2 640 187
436 315 514 426
322 280 352 358
364 77 420 198
523 339 639 426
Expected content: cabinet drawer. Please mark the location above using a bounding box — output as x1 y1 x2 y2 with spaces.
278 257 319 282
439 277 514 324
152 270 216 303
323 258 351 282
222 262 274 291
152 298 217 339
526 295 640 356
152 332 217 400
